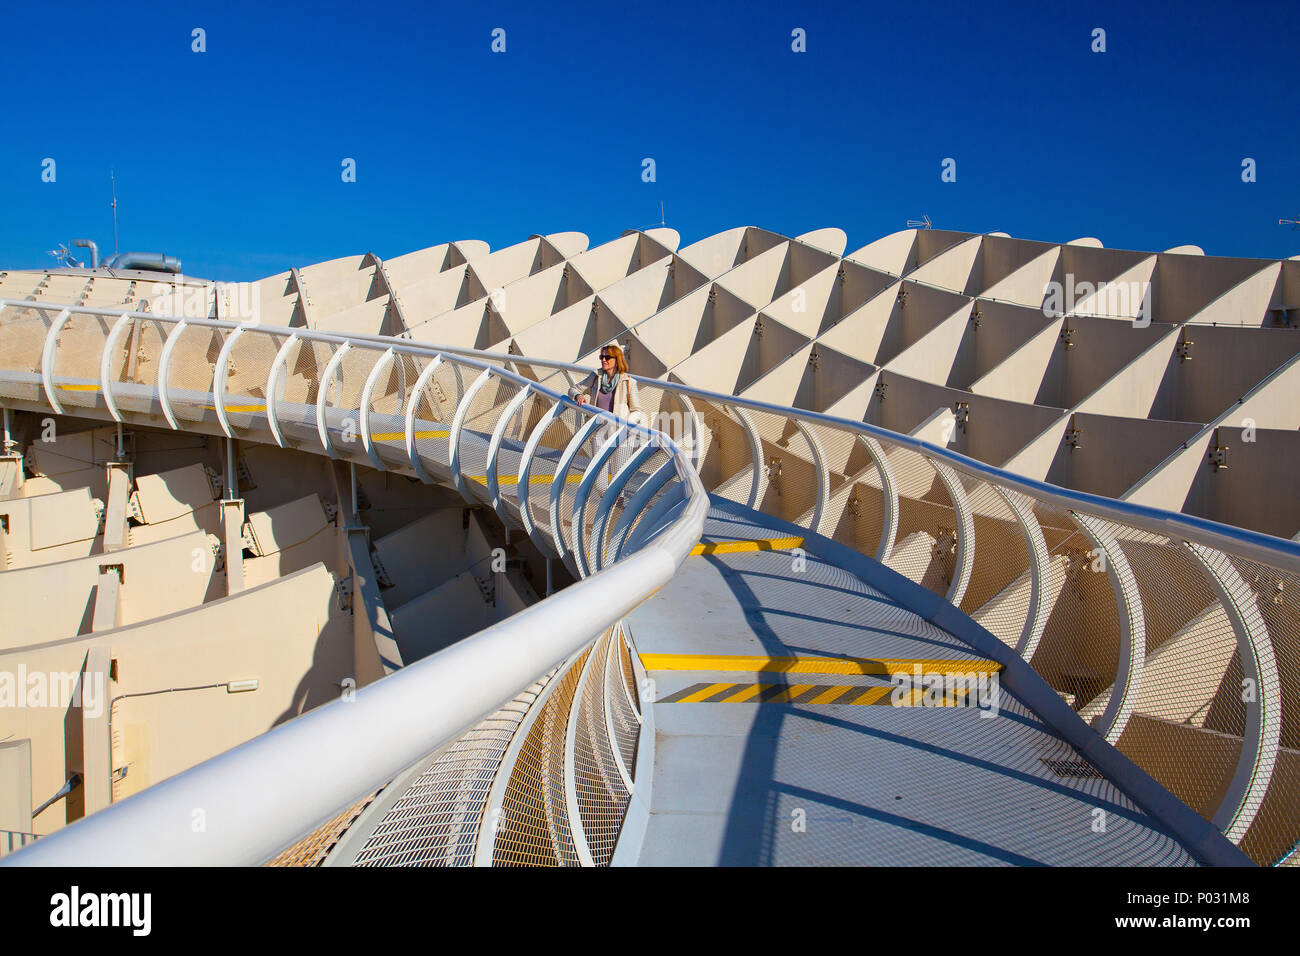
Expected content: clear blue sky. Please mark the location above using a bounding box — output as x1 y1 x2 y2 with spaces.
2 0 1296 280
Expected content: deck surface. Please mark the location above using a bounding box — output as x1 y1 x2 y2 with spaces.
624 503 1197 866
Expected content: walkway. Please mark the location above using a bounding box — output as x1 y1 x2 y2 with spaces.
623 500 1198 866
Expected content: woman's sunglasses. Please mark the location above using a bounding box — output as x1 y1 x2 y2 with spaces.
599 354 613 362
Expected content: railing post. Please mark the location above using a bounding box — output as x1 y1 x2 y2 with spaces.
516 400 567 556
929 458 975 608
359 347 395 470
729 404 766 510
572 423 628 578
448 368 494 504
550 415 605 573
403 355 445 482
1072 512 1145 744
858 434 899 563
992 486 1051 662
265 333 299 448
101 313 133 423
486 385 533 527
793 419 829 537
1188 542 1282 842
156 319 189 430
39 308 73 416
213 326 246 438
609 459 677 562
591 440 661 573
315 342 352 457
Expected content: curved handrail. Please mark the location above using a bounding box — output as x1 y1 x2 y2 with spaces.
8 298 1295 569
3 296 1298 864
0 299 706 866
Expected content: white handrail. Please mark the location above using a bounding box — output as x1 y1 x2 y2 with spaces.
0 308 707 867
2 296 1296 863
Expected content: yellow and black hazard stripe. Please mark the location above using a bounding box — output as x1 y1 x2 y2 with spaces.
658 681 980 707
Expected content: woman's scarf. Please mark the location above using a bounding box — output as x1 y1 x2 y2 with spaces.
598 370 621 394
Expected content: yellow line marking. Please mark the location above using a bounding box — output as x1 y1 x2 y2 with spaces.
849 686 894 706
678 682 734 703
371 430 449 441
639 654 1001 675
203 404 267 412
690 535 803 556
58 383 100 392
720 684 766 703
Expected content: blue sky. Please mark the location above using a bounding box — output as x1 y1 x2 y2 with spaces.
1 0 1296 280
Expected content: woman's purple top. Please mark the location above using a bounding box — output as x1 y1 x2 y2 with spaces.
594 377 615 412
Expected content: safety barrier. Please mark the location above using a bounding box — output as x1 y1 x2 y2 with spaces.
2 296 1298 864
0 299 703 865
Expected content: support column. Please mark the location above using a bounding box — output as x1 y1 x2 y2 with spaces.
102 462 131 552
92 566 123 631
347 527 403 685
222 499 245 595
0 406 22 498
81 647 113 815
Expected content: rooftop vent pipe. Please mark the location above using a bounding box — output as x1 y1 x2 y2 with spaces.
103 252 183 274
70 239 99 269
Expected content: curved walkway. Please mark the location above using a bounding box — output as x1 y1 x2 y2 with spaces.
621 500 1197 866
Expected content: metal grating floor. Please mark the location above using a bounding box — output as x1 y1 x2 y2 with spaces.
625 502 1201 866
344 674 553 866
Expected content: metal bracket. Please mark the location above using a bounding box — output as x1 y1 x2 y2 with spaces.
335 575 353 613
953 402 970 434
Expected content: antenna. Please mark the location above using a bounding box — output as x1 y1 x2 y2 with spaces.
640 202 666 232
1280 215 1300 231
45 244 80 268
906 215 933 230
110 168 120 255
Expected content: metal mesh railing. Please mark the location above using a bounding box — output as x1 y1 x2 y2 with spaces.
492 647 590 866
570 632 630 864
0 300 701 868
6 298 1298 866
0 305 57 406
350 675 551 867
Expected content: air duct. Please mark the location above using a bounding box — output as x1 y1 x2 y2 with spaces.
70 239 99 269
103 252 183 274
